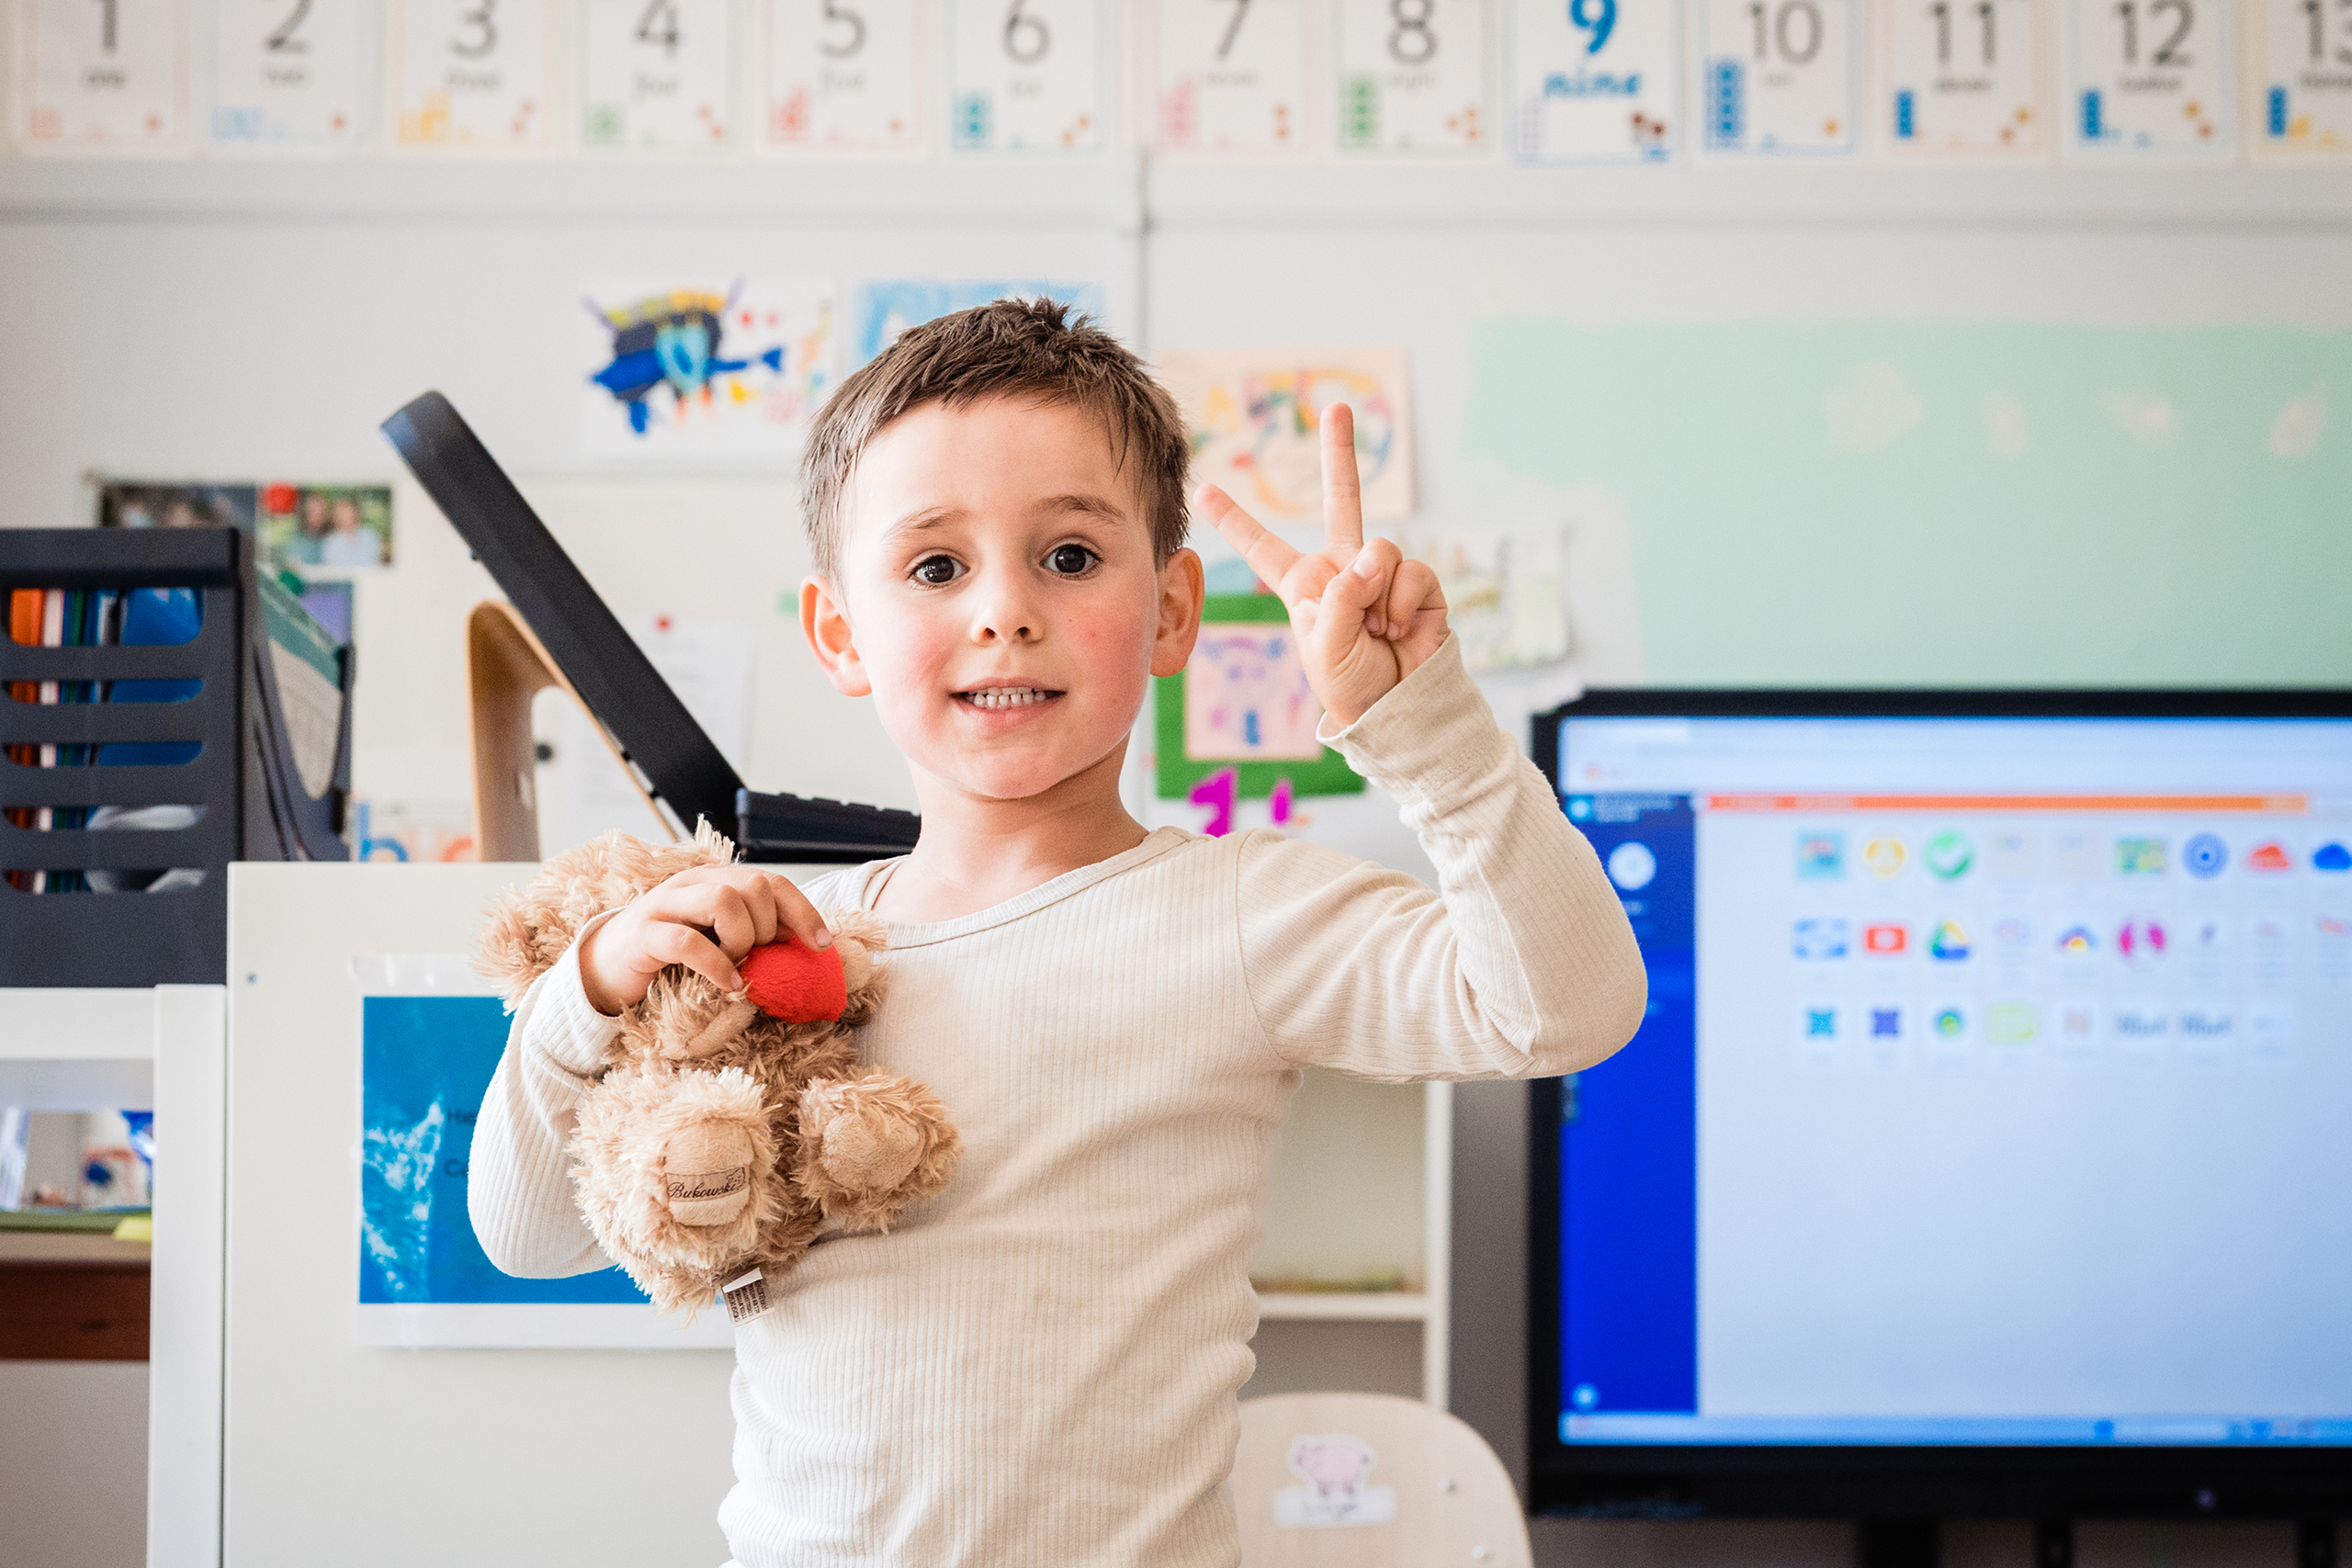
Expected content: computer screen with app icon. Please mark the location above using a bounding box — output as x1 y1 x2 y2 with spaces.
1527 692 2352 1517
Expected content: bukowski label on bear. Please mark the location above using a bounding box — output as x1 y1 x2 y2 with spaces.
724 1268 774 1325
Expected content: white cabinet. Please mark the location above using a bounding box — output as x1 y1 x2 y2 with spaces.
0 984 226 1568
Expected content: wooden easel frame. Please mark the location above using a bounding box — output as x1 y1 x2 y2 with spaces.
464 600 673 862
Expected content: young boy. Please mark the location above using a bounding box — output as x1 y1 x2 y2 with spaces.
470 299 1645 1567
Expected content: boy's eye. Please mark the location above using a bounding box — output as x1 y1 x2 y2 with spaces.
911 556 964 586
1046 544 1098 576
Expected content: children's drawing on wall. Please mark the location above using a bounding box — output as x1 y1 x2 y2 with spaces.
848 280 1108 371
581 278 836 457
1400 522 1573 671
1156 595 1363 838
1154 346 1416 524
98 479 395 577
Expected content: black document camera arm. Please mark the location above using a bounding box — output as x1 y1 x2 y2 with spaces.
379 390 919 863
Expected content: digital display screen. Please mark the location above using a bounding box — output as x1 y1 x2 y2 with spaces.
1551 714 2352 1447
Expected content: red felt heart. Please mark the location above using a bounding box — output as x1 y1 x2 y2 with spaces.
741 937 847 1024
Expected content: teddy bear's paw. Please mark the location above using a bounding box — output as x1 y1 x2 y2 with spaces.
662 1120 759 1227
794 1074 962 1229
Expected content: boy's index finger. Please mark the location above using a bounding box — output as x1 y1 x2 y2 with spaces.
1194 483 1300 591
1319 402 1363 557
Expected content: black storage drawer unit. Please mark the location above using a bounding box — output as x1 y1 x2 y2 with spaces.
0 527 351 987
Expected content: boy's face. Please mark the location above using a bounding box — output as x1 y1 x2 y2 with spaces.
804 396 1201 805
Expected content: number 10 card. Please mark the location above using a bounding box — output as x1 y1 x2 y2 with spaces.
1696 0 1858 152
1510 0 1677 161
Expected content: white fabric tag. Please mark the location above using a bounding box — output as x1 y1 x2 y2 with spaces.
722 1268 772 1325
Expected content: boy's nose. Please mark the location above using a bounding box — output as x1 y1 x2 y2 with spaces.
967 574 1043 644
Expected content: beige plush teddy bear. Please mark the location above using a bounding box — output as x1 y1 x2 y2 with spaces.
476 826 961 1317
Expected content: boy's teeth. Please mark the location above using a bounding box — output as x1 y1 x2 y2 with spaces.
967 688 1048 710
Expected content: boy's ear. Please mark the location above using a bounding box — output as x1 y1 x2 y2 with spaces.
1151 548 1205 680
800 575 872 698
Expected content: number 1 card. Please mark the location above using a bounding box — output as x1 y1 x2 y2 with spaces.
762 0 923 152
209 0 366 151
17 0 194 152
948 0 1102 151
389 0 553 150
2066 0 2233 155
1510 0 1677 161
1696 0 1858 153
1883 0 2046 154
1153 0 1309 153
1336 0 1492 152
2248 0 2352 154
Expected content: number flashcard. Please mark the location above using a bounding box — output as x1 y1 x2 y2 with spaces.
1883 0 2045 153
948 0 1101 151
209 0 365 150
2250 0 2352 154
1336 0 1492 152
1152 0 1309 153
582 0 731 147
390 0 552 149
1696 0 1857 152
761 0 922 152
2067 0 2232 154
17 0 193 152
1510 0 1677 162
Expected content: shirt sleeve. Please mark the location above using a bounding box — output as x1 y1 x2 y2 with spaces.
1235 635 1647 1082
466 912 623 1280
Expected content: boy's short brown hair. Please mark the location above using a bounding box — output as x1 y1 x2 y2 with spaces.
799 298 1191 581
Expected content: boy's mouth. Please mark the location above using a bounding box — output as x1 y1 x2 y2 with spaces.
955 686 1064 711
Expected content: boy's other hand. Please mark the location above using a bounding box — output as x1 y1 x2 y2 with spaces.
577 864 834 1017
1194 403 1448 730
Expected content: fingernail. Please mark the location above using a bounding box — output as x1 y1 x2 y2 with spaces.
1351 551 1380 581
811 928 834 948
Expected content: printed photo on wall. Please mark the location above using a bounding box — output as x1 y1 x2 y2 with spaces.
98 480 395 572
1153 345 1416 524
580 277 837 457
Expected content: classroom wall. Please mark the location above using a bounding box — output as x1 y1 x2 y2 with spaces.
6 151 2350 1568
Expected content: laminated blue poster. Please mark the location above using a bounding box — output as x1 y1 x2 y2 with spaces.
356 994 729 1348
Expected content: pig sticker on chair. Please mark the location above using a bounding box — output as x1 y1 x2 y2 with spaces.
1274 1434 1396 1528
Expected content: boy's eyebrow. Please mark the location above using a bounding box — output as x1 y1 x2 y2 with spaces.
1039 492 1130 522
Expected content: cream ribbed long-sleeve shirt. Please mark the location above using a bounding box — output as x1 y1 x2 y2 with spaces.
468 637 1645 1568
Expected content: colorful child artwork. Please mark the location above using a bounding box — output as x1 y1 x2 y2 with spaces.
1155 594 1363 807
580 277 836 457
847 279 1108 370
1154 346 1415 524
1401 522 1569 670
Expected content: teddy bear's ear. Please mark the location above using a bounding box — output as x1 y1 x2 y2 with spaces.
472 832 659 1002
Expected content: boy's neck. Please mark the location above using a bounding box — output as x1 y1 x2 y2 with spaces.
878 742 1148 923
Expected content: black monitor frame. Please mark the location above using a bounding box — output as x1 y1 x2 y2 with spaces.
1527 687 2352 1522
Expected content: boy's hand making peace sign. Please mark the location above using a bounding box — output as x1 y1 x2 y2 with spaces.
1193 403 1450 730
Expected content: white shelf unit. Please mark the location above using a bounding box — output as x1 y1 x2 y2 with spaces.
1 985 228 1568
1251 1072 1453 1409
